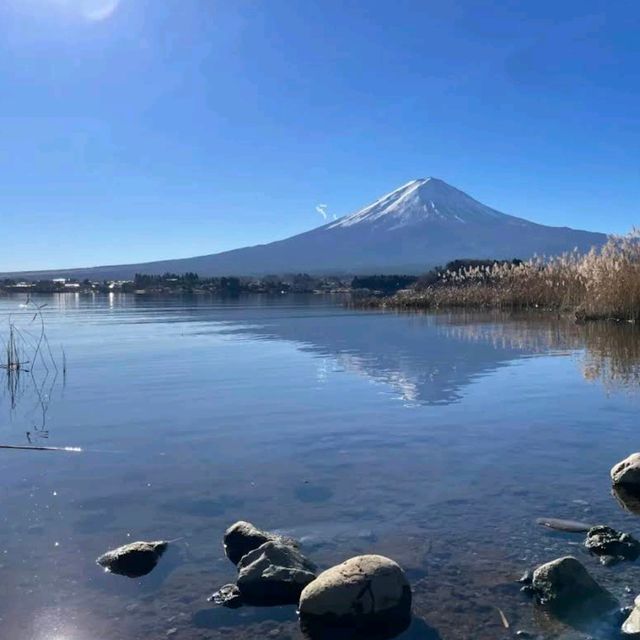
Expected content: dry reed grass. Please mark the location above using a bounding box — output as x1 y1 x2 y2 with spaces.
380 232 640 321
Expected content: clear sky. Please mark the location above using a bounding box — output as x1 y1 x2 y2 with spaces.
1 0 638 271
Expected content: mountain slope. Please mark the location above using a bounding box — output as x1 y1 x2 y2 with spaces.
3 178 607 279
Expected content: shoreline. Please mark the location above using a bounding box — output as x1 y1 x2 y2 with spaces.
352 294 639 324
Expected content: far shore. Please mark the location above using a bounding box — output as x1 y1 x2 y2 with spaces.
3 232 640 324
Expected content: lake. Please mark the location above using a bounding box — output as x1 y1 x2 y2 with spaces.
1 293 640 640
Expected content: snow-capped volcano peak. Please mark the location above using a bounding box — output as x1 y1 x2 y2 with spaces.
329 177 507 230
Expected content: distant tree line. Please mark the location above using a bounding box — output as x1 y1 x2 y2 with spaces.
125 272 349 295
1 259 524 297
350 275 418 294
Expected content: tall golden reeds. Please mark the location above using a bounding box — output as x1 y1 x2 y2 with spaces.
380 231 640 321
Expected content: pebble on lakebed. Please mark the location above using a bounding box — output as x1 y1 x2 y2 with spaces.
96 540 168 578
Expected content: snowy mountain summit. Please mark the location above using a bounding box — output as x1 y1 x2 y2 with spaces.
3 177 608 279
330 177 510 229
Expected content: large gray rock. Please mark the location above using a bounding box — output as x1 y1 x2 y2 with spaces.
223 521 297 565
298 555 411 632
236 540 317 605
622 595 640 636
532 556 612 611
96 540 168 578
611 453 640 487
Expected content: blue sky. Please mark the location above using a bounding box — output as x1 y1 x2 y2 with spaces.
1 0 638 271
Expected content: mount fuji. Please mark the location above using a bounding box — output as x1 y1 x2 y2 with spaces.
5 178 607 279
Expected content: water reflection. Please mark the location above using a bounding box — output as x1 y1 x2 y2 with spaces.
612 485 640 516
438 312 640 391
213 305 640 404
0 299 65 441
210 309 541 405
1 294 640 640
6 294 637 410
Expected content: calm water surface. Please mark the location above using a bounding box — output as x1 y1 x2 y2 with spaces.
1 294 640 640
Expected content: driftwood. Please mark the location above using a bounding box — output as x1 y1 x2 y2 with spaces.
0 444 82 452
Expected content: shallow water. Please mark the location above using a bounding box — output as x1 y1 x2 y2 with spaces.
1 293 640 640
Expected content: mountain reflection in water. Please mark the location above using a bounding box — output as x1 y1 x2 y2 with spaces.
208 304 640 404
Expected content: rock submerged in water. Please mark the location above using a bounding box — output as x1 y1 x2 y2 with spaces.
298 555 412 636
210 521 313 608
531 556 616 617
223 521 297 565
207 583 243 608
535 517 593 533
611 453 640 487
532 556 604 605
236 540 317 605
585 526 640 565
96 540 168 578
213 522 412 634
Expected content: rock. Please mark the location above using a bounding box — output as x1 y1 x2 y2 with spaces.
298 555 411 634
96 540 168 578
236 540 317 605
611 453 640 487
207 583 243 608
223 521 297 565
585 526 640 565
613 485 640 516
622 597 640 636
531 556 611 610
